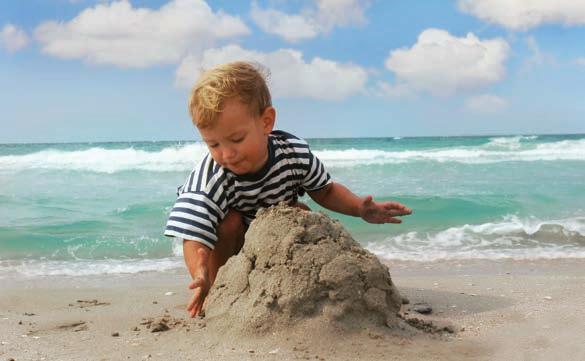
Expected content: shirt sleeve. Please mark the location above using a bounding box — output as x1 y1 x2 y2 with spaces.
164 191 225 249
302 148 332 192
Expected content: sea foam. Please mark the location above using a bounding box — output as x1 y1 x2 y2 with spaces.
2 137 584 173
368 215 585 261
0 257 183 279
0 143 208 173
3 216 584 278
318 138 585 167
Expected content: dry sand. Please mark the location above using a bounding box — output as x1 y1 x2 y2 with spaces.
2 206 585 360
2 259 585 360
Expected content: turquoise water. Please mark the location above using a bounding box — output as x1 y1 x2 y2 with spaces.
1 134 585 278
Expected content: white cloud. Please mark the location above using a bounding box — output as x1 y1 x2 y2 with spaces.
574 57 585 66
69 0 115 5
373 81 415 99
250 4 318 43
34 0 249 68
525 36 544 65
68 0 111 4
175 45 368 100
315 0 369 29
465 94 508 113
521 36 555 73
458 0 585 30
383 29 510 97
1 24 29 53
250 0 369 42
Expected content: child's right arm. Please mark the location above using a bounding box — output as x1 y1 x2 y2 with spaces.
183 240 211 317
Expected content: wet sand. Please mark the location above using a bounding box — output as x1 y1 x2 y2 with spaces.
1 258 584 361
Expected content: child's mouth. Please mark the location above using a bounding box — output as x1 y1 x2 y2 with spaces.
228 160 242 169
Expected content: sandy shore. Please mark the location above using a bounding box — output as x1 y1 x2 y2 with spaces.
1 258 584 361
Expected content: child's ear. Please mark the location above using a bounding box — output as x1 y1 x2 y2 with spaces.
261 106 276 135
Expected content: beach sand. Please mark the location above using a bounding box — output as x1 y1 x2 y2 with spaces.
1 258 584 361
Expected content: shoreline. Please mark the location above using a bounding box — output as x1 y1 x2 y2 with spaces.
1 258 584 360
4 254 585 283
3 257 585 287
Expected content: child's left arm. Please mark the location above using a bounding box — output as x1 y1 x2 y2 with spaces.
308 182 412 224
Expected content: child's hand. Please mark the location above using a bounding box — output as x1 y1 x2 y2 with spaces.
187 273 210 317
358 195 412 224
186 248 210 318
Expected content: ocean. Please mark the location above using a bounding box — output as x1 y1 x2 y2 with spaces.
1 134 584 279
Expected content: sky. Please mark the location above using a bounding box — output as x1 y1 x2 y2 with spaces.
1 0 585 143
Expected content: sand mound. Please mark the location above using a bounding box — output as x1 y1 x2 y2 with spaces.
204 204 403 335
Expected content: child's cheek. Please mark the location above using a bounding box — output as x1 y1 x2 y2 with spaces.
210 149 223 165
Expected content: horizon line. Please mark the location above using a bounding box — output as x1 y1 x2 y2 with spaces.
1 131 584 146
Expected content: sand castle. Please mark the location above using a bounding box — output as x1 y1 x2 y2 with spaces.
204 204 403 335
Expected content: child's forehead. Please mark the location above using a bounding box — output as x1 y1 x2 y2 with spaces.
199 117 253 139
205 127 246 138
221 98 256 117
197 98 261 139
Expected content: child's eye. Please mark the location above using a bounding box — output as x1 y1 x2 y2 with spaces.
232 137 245 143
208 143 219 148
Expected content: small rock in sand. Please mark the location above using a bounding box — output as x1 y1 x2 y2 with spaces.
57 321 87 332
139 315 185 333
544 296 552 300
112 332 120 337
75 300 110 308
164 292 175 296
400 316 455 334
412 303 432 315
151 323 170 333
367 330 383 339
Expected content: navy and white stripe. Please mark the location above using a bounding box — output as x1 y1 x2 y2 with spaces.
164 130 332 249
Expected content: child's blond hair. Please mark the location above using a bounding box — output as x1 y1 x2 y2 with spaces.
189 61 272 129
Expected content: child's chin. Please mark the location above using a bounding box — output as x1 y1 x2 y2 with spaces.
228 165 248 175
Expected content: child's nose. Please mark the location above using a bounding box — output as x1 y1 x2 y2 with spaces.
223 146 237 160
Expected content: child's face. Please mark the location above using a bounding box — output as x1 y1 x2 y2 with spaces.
198 98 275 175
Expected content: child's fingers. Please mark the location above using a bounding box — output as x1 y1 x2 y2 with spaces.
187 290 199 312
382 201 406 209
195 303 203 317
368 217 401 224
187 285 206 315
382 202 412 214
189 298 202 318
386 209 411 217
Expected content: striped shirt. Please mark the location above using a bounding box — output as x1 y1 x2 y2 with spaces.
164 130 332 249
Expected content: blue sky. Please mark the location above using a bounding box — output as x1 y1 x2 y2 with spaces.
1 0 585 143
